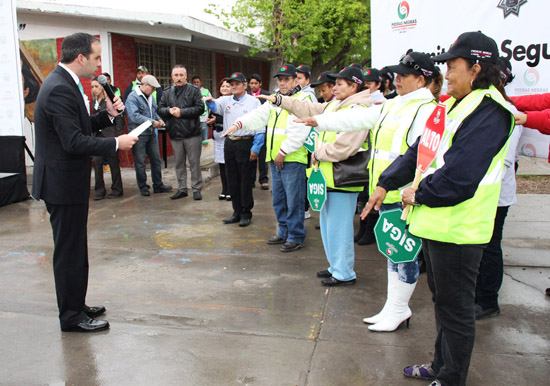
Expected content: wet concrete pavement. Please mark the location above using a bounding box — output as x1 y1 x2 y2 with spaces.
0 157 549 385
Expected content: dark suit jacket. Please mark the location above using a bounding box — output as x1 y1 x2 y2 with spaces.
32 65 117 205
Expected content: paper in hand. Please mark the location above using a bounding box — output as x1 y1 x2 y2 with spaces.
129 121 152 137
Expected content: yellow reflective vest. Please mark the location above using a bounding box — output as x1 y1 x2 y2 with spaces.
265 91 312 163
370 98 436 203
408 86 514 244
307 101 369 192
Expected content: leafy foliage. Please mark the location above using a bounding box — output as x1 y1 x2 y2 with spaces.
206 0 371 75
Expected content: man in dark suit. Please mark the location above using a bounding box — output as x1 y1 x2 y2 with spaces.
32 33 138 332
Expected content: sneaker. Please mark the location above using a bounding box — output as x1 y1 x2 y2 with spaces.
403 362 436 380
154 185 172 193
304 210 311 219
474 304 500 320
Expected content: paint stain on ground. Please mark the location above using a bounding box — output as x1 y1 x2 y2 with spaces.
0 251 49 265
147 249 236 266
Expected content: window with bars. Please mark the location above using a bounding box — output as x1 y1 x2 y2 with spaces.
175 46 213 93
135 42 172 89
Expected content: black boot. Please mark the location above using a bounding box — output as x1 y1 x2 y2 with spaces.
354 218 367 242
358 211 379 245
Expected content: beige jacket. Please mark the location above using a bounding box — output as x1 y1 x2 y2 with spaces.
279 90 372 162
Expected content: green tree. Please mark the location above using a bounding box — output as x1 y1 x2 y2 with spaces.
206 0 371 77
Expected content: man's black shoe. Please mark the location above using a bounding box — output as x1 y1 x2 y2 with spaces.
321 277 356 287
193 191 202 200
141 190 150 197
239 218 251 227
106 192 123 199
154 185 173 193
315 223 321 230
280 241 303 252
317 270 332 278
170 191 188 200
93 195 105 201
267 236 285 245
84 305 106 318
61 317 109 333
223 214 241 224
475 304 500 320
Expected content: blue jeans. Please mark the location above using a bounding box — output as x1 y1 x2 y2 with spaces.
380 202 419 284
320 191 359 281
270 162 306 244
200 121 209 142
132 131 163 191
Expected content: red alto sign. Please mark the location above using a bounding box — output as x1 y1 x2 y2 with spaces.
417 103 447 172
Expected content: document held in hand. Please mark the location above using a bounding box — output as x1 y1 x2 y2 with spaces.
129 121 152 137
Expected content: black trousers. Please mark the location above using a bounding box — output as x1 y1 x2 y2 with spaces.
475 206 509 309
224 138 255 219
250 140 268 185
92 151 123 197
219 163 229 196
423 239 483 386
46 202 90 328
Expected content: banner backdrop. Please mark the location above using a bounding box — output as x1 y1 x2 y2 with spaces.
371 0 550 159
1 0 25 137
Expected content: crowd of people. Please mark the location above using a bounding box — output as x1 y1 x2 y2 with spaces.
32 31 550 386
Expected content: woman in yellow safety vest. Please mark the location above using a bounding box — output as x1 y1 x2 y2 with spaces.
298 52 441 330
257 66 372 286
297 31 514 386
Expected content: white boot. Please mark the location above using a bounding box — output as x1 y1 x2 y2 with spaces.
363 271 399 324
368 278 416 332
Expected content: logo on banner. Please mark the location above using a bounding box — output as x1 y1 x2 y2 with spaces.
497 0 528 18
523 68 539 87
391 0 417 33
397 1 410 19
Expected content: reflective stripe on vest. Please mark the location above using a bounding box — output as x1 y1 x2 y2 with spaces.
133 81 157 102
370 98 436 203
408 86 514 245
306 102 369 192
265 90 312 164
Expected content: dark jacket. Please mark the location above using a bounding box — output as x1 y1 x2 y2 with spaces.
32 65 116 205
158 83 204 139
91 98 125 137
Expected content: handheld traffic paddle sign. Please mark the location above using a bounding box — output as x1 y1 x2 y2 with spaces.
307 169 327 211
303 127 319 153
401 103 447 220
375 209 422 264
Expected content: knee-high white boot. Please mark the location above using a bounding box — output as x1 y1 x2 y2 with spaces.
368 278 416 332
363 270 399 324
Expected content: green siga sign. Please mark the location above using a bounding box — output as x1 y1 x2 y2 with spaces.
374 208 422 264
307 169 327 212
303 127 319 153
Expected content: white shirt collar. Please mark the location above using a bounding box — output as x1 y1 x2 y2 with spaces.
58 62 80 86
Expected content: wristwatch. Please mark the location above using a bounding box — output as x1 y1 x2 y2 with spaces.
411 193 420 206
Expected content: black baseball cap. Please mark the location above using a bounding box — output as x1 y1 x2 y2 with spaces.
497 56 514 85
349 63 363 70
379 67 394 82
385 52 436 79
296 64 311 77
249 73 262 83
311 71 336 87
229 72 247 83
432 31 499 64
274 64 297 77
363 68 382 82
328 66 364 88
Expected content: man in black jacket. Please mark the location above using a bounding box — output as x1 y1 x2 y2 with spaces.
158 65 204 200
32 33 137 332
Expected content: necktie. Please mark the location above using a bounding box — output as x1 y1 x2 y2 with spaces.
77 81 90 115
